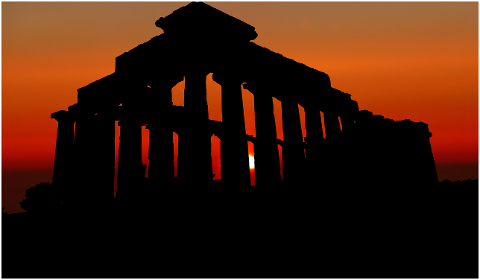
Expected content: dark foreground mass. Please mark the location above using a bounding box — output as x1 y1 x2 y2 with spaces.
2 180 478 278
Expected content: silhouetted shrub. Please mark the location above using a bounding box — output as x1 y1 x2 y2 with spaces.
19 182 62 214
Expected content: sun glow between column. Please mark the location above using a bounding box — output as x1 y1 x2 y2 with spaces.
249 155 255 169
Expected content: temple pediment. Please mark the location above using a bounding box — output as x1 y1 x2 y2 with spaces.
155 2 258 41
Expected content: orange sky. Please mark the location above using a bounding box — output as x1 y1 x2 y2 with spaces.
2 2 478 212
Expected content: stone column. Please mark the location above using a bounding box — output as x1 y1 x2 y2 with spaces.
212 73 251 187
338 100 359 186
51 110 75 201
322 110 342 184
323 111 342 140
93 111 116 201
69 104 99 208
176 129 186 181
406 121 439 185
354 110 374 184
423 128 439 184
304 107 324 158
179 70 213 184
281 99 306 184
339 100 359 134
244 83 281 186
117 119 144 198
304 107 324 182
147 78 182 187
146 122 173 186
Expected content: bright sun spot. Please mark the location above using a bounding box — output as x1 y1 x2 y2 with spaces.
249 155 255 169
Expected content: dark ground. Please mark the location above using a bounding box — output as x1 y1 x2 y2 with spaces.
2 179 478 278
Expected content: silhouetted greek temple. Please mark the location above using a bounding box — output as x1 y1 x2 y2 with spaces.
51 2 438 205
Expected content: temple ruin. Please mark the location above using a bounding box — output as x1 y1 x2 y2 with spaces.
51 2 439 207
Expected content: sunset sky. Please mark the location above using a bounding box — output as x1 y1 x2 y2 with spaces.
2 2 478 213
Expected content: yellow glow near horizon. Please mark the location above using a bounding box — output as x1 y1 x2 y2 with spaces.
249 155 255 169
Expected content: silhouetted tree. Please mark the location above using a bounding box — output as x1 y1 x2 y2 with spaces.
20 182 62 214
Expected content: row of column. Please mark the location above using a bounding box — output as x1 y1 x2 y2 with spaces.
52 73 354 203
52 105 116 209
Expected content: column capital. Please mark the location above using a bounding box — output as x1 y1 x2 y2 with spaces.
212 72 244 86
145 123 173 131
184 68 210 78
242 82 263 94
118 120 146 127
245 134 256 143
67 103 95 119
51 110 74 122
